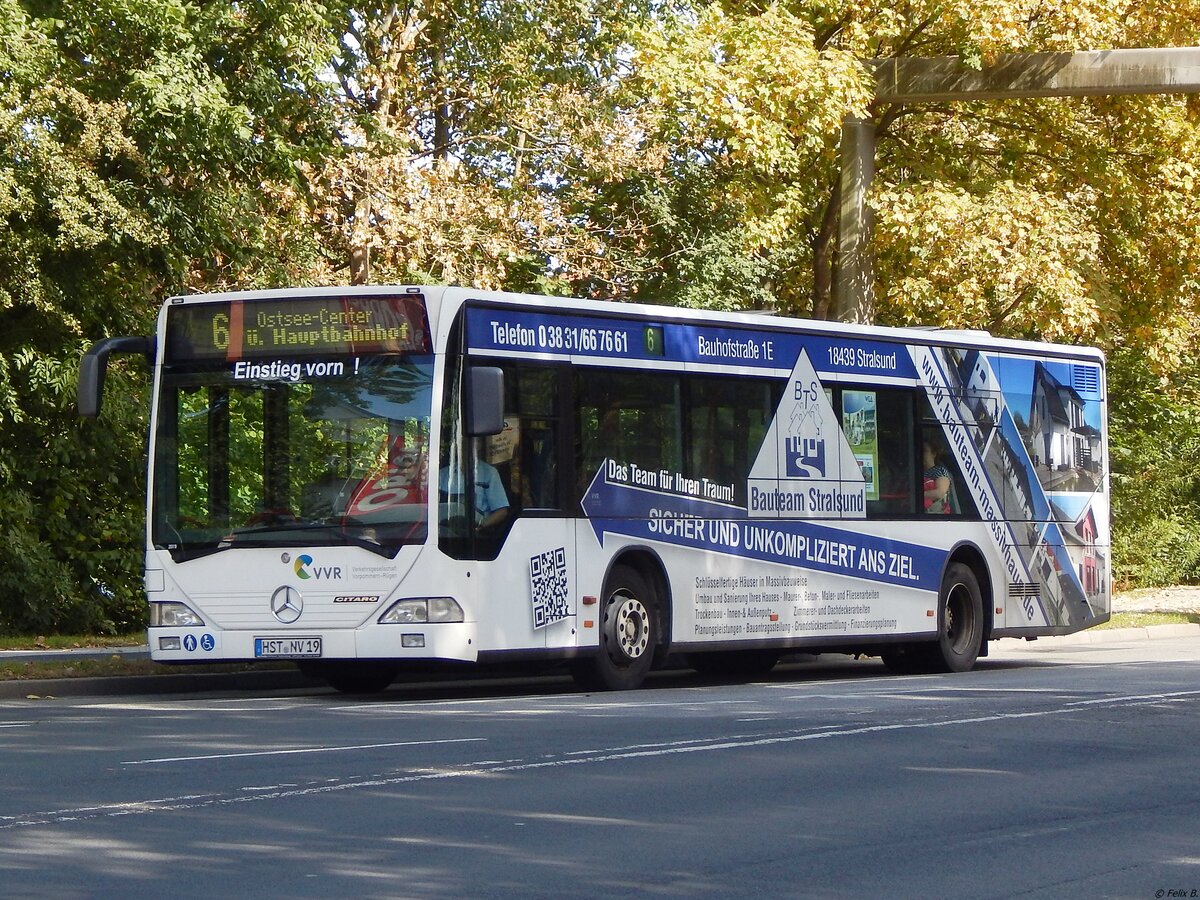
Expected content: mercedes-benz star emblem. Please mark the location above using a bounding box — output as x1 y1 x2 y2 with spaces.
270 586 303 624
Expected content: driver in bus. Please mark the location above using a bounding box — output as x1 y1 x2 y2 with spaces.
440 439 510 530
473 457 510 529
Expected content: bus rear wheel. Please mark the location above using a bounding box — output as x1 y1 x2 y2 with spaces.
932 563 984 672
880 563 983 675
572 566 657 692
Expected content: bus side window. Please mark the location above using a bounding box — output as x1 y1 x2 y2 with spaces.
576 369 682 503
496 365 564 514
521 422 557 508
868 390 916 517
686 375 775 507
918 398 979 519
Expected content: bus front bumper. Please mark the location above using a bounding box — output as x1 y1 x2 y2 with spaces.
147 622 479 664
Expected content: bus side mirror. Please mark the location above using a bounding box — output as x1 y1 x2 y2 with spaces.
78 336 156 418
466 366 504 436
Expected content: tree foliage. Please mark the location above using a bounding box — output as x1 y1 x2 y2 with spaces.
0 0 339 632
1108 348 1200 587
4 0 1200 633
307 0 662 292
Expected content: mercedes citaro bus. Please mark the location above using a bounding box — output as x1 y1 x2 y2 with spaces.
79 285 1109 692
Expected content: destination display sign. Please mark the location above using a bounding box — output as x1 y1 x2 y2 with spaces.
165 294 431 362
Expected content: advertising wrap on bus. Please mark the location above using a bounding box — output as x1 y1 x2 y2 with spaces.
466 300 1108 640
467 304 919 379
78 286 1109 693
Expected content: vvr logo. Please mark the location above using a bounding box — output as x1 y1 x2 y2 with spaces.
785 436 826 478
293 554 342 580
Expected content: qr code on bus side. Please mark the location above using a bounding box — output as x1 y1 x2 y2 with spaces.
530 547 570 629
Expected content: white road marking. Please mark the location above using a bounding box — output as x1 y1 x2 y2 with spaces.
5 689 1196 831
122 737 486 765
86 701 309 712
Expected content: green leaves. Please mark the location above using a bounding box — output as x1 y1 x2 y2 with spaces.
637 6 870 173
873 179 1102 340
0 0 338 633
7 0 1200 631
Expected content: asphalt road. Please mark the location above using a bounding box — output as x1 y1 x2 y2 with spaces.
3 637 1200 899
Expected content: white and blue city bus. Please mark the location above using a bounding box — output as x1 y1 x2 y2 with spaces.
78 285 1109 692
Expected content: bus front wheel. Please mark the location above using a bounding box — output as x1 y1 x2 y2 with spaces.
302 661 398 694
572 566 657 691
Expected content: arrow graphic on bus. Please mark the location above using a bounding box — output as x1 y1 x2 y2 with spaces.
580 462 744 549
580 462 943 592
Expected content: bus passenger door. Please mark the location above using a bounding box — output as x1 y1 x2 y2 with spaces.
484 365 580 650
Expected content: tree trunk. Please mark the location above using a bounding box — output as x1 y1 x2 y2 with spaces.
350 192 371 285
811 179 840 320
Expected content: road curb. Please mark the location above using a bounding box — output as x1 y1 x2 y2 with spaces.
0 668 319 700
0 646 150 662
997 623 1200 650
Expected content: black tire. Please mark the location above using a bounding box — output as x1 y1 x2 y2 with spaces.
689 649 780 678
927 562 984 672
571 565 658 691
879 645 928 674
881 563 984 675
304 662 398 694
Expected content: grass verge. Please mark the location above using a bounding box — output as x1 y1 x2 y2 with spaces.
1099 611 1200 629
0 634 144 651
0 657 293 682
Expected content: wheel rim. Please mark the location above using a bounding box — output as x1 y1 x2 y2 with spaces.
944 583 974 654
612 593 651 661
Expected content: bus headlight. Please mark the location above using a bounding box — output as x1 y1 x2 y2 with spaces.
379 597 464 625
150 602 205 627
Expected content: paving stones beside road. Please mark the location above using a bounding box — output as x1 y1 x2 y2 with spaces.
1111 585 1200 614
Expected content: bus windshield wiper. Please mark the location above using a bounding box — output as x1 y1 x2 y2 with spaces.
224 521 397 557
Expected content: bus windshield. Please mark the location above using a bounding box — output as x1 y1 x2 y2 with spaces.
152 356 434 560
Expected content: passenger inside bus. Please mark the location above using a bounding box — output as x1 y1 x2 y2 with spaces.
922 437 955 515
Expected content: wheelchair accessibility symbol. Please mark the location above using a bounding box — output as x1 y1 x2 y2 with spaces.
183 634 214 652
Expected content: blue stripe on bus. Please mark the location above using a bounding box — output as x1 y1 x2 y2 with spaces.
466 307 917 378
580 467 941 592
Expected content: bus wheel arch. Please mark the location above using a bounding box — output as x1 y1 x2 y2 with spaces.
571 551 670 691
607 549 672 661
946 543 993 651
881 545 990 675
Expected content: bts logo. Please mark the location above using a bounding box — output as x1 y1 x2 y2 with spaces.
793 378 820 405
789 378 823 437
786 436 826 477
